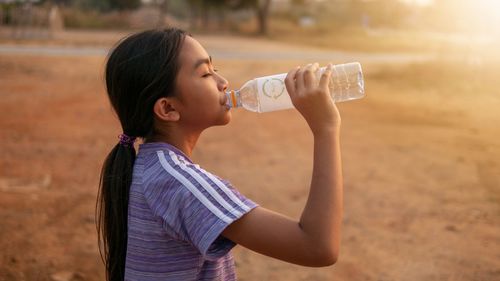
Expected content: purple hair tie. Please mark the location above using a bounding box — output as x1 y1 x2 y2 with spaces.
118 133 136 147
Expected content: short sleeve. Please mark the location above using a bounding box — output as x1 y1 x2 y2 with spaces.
143 150 258 260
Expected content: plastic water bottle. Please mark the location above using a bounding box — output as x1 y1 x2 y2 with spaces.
225 62 365 113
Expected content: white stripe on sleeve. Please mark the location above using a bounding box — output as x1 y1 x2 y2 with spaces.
203 172 251 213
173 154 251 213
156 151 232 224
167 151 245 218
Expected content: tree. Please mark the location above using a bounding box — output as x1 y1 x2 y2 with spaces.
107 0 141 10
255 0 270 35
155 0 168 27
187 0 272 35
46 0 140 11
229 0 271 35
186 0 227 30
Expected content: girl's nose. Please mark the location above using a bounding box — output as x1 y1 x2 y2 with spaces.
217 73 229 92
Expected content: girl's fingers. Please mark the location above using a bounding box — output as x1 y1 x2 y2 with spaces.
296 63 310 93
285 66 300 98
303 64 314 89
303 63 318 90
319 63 332 90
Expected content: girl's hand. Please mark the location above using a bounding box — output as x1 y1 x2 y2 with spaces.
285 63 341 135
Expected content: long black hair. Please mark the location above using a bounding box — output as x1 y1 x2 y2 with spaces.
96 28 186 281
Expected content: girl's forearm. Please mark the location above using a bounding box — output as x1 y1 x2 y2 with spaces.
220 129 343 266
299 129 343 260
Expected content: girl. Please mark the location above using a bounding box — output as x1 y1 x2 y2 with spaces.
97 28 343 281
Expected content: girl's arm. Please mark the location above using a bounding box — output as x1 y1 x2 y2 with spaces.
222 63 343 267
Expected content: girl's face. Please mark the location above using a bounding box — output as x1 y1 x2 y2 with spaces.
174 36 230 131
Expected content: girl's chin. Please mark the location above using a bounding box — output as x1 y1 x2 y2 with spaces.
218 111 232 126
223 111 232 123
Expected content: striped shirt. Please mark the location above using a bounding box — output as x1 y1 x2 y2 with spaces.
125 142 258 281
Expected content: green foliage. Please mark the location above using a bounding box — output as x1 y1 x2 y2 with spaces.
107 0 141 10
70 0 111 11
61 8 131 29
227 0 257 9
166 0 190 19
0 3 15 25
53 0 140 11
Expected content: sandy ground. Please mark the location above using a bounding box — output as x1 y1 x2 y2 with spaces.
0 32 499 281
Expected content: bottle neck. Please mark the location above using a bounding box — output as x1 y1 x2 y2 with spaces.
225 90 242 109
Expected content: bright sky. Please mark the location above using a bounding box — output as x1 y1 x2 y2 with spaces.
400 0 500 36
400 0 434 6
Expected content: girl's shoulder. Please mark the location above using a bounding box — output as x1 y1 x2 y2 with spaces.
137 142 227 193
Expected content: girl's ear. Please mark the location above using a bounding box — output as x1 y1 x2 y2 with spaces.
153 97 180 122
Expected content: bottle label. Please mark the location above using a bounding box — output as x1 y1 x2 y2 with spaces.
256 73 293 112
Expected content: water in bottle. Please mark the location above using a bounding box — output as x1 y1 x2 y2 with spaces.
225 62 365 113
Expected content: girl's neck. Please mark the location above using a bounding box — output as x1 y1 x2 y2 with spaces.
148 129 200 158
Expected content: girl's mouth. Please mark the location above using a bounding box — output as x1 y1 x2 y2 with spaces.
221 93 228 106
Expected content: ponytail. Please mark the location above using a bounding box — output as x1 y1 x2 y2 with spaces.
96 28 186 281
96 143 136 281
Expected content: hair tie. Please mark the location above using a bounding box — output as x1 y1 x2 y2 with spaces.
118 133 136 147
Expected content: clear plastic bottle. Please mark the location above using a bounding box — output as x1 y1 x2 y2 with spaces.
225 62 365 113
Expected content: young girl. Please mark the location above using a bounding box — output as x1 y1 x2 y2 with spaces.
97 28 343 281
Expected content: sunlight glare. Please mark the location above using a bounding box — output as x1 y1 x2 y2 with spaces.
458 0 500 35
400 0 433 6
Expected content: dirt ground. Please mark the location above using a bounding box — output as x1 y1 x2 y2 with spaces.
0 32 499 281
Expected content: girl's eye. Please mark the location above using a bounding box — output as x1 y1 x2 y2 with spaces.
202 68 218 77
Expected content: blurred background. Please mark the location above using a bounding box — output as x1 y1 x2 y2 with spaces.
0 0 499 281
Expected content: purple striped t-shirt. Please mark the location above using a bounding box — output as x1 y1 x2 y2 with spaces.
124 142 258 281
